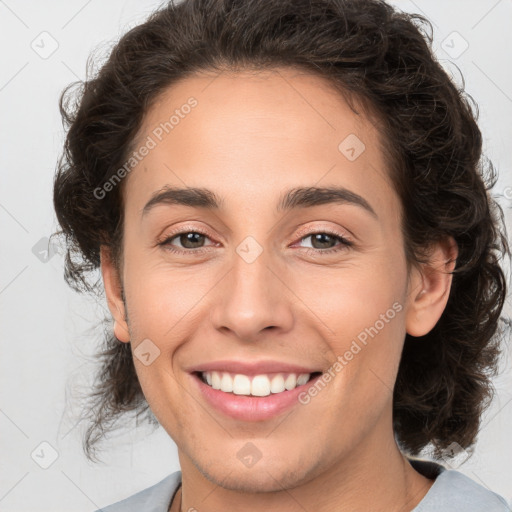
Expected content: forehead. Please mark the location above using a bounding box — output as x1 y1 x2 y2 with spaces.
125 67 398 221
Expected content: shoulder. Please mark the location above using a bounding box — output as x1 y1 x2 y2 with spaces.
411 461 510 512
94 471 182 512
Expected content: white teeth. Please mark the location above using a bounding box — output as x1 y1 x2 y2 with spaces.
211 371 221 390
220 373 233 392
202 371 311 396
233 374 251 395
297 373 309 386
284 374 297 390
251 375 271 396
270 374 285 393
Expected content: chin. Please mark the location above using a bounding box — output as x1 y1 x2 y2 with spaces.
191 449 321 494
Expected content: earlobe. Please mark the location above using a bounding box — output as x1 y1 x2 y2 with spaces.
100 246 130 343
405 236 458 338
113 320 130 343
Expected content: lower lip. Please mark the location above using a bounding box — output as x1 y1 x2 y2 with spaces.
191 373 321 422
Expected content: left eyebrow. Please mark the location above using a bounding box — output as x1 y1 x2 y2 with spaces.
277 186 378 219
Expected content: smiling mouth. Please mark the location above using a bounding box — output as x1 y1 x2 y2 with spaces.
195 371 322 397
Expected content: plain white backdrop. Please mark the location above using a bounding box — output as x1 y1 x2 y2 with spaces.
1 1 511 510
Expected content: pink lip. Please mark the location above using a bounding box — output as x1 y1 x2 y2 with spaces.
190 372 322 422
189 359 320 376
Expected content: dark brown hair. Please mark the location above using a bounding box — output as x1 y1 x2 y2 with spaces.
53 0 510 462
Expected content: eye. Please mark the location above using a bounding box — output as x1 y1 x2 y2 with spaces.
158 229 217 254
294 230 353 255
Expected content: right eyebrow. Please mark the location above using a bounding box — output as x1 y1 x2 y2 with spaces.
141 186 223 217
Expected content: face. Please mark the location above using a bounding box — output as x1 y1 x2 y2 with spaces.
102 67 448 492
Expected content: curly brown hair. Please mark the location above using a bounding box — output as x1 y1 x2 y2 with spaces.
53 0 510 462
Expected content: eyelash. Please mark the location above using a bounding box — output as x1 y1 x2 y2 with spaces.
158 226 353 257
293 227 353 256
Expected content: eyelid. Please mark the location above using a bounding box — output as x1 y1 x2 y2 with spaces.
157 223 216 243
292 224 354 245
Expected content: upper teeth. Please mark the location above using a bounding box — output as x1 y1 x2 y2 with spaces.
202 371 311 396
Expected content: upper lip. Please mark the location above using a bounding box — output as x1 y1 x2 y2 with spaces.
189 360 321 376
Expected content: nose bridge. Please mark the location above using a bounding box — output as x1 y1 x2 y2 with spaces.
209 240 294 340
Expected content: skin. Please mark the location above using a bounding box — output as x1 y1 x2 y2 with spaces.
101 67 458 512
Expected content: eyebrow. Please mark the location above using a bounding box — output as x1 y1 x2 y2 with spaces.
142 186 221 216
142 185 377 219
277 186 377 218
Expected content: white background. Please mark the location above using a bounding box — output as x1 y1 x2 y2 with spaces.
1 1 511 510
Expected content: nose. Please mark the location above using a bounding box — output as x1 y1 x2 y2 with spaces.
209 249 294 342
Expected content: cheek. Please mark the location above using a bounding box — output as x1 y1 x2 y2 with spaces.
123 254 213 340
291 256 407 343
289 253 408 393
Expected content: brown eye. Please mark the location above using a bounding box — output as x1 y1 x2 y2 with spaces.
175 232 207 249
158 229 216 254
308 233 338 249
298 232 352 251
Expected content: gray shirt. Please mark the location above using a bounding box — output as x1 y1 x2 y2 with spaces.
94 459 510 511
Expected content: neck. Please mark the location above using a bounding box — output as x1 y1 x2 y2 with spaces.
171 412 434 512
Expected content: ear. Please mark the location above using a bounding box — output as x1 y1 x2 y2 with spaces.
405 236 458 337
100 246 130 343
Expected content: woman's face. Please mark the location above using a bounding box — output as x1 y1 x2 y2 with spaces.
103 67 433 491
